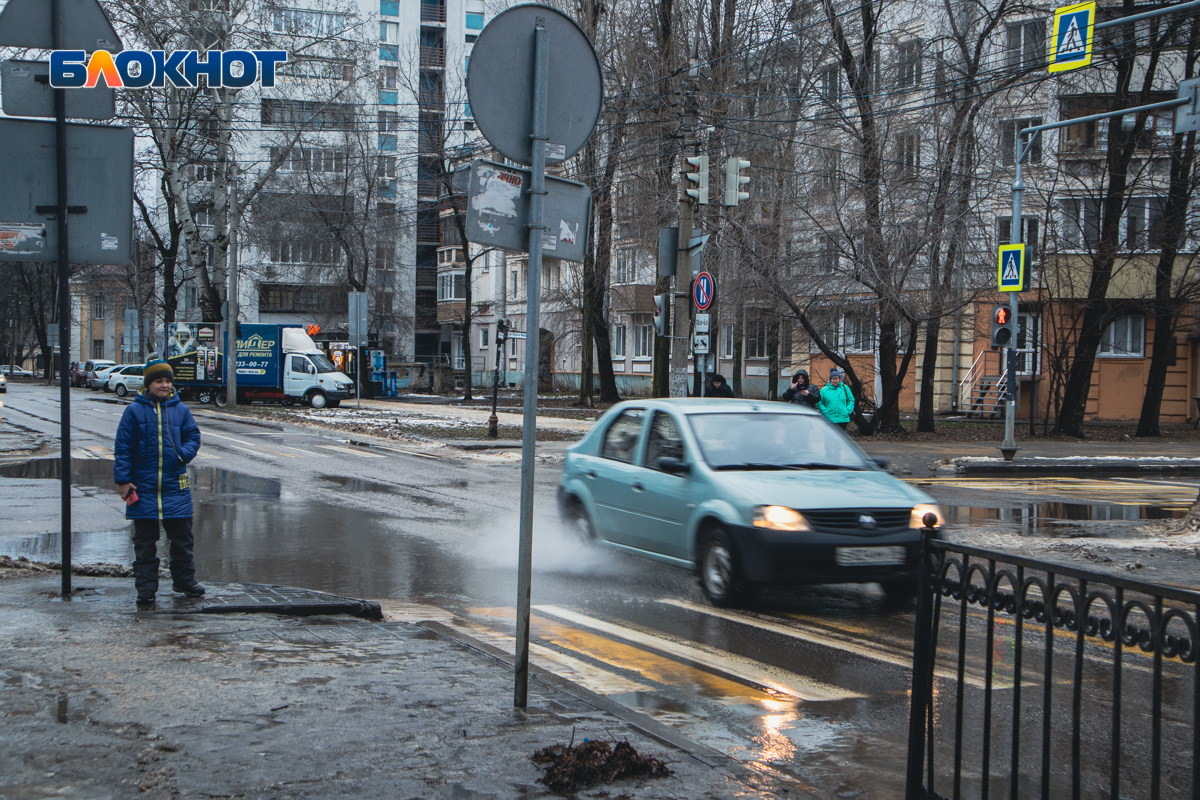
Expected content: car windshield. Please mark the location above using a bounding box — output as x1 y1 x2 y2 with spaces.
686 412 870 471
310 354 340 373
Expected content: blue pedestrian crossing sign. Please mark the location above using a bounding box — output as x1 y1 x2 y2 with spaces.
1049 1 1095 73
998 244 1026 292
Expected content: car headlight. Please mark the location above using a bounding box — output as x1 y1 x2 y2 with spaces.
910 504 944 529
752 505 810 531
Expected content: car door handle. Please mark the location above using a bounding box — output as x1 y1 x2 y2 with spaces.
584 469 596 478
632 482 644 492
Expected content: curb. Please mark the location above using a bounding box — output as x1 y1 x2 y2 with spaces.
196 595 383 620
952 460 1200 476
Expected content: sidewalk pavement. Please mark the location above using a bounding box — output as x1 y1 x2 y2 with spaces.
0 573 809 800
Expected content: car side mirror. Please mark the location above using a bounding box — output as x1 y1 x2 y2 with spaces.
872 456 889 469
657 457 691 476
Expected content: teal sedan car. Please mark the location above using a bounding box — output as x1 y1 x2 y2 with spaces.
557 398 943 606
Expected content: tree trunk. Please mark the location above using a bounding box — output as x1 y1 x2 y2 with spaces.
767 318 780 400
578 247 595 407
917 316 941 432
731 310 743 397
652 275 671 397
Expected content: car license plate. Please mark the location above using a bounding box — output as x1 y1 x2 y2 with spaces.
835 546 906 566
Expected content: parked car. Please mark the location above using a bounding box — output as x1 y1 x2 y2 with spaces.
79 360 115 388
88 364 121 390
106 364 145 397
557 398 944 607
0 370 5 393
0 365 35 379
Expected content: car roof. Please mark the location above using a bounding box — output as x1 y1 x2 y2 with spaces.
616 397 822 416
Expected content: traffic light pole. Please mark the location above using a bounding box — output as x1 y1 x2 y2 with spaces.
1001 159 1023 457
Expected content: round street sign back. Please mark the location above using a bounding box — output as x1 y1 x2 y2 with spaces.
466 4 602 167
693 272 715 311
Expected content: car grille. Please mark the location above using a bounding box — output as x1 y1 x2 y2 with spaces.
801 508 911 535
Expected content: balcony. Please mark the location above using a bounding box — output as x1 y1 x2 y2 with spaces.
420 3 446 23
418 90 444 111
419 46 445 68
417 178 441 197
416 219 440 244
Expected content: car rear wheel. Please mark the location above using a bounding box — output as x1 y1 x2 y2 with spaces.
562 501 594 543
281 397 296 407
115 384 128 397
698 527 744 608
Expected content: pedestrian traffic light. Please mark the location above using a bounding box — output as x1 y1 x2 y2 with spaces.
990 305 1015 349
723 157 750 206
683 156 709 205
653 293 668 336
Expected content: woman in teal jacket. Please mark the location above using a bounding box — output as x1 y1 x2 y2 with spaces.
818 368 855 430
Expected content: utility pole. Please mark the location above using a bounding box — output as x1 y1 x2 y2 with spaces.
671 22 703 398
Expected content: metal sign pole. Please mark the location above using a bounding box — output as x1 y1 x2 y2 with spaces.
1001 142 1023 457
514 15 548 709
52 0 72 598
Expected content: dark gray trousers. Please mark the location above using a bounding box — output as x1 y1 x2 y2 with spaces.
132 518 195 595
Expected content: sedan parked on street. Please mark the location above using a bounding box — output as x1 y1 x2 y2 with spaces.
79 359 116 388
1 365 35 379
106 364 145 397
88 364 121 390
557 398 943 606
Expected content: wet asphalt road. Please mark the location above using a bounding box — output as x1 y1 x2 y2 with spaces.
1 383 1195 798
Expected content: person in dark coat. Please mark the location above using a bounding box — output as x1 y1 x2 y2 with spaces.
113 360 204 604
706 373 736 397
782 369 819 408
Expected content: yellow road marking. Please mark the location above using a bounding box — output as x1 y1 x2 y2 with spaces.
530 604 861 701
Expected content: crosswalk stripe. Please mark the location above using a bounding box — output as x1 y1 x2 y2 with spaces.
533 604 862 701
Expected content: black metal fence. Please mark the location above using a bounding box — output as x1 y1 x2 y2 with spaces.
906 532 1198 799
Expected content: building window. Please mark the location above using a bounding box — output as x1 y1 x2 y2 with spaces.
382 66 397 90
465 34 478 43
437 272 466 301
270 146 346 173
480 327 489 349
379 21 399 42
745 318 767 359
633 323 653 358
261 99 354 130
843 313 876 353
510 336 519 357
1126 198 1169 250
896 39 922 87
269 237 340 265
92 294 104 320
1099 315 1144 357
510 269 520 300
895 132 920 178
999 118 1043 165
92 339 105 359
191 204 212 227
189 162 215 182
258 284 347 313
613 248 635 283
818 63 839 101
721 324 734 359
272 8 349 36
611 324 626 357
996 216 1040 262
820 233 839 273
1006 20 1046 71
378 111 399 133
1060 198 1101 249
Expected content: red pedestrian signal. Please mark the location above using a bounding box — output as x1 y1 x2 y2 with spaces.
990 305 1015 348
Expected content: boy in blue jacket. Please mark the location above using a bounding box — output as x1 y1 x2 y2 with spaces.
113 361 204 604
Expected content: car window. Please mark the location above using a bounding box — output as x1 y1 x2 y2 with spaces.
291 355 308 373
131 366 143 376
686 412 869 470
644 411 686 469
600 408 645 463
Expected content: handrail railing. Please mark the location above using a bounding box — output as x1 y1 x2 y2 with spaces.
906 532 1199 799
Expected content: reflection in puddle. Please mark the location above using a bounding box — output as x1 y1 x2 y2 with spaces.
946 501 1185 532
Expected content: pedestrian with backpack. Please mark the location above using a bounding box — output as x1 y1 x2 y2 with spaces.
113 360 204 605
818 368 855 430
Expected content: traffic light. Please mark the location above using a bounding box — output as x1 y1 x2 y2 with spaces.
496 318 508 341
683 155 709 204
723 157 750 206
653 293 668 336
990 305 1015 349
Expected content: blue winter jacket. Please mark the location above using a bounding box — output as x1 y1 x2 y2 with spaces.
113 389 201 520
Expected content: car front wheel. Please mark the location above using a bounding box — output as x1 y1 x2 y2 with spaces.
562 500 595 543
308 390 327 409
698 527 744 608
881 579 919 604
